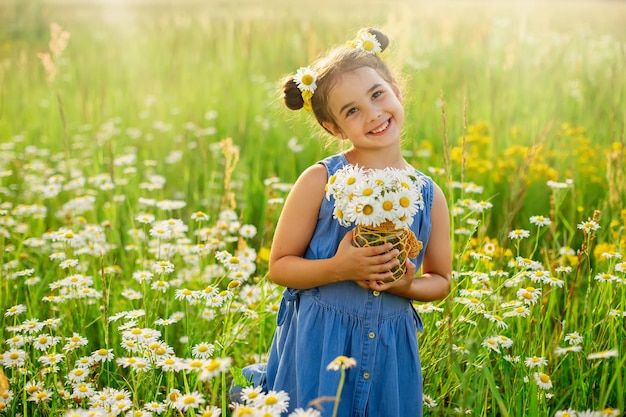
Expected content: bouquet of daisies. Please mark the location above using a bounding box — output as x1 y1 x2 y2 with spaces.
326 165 426 282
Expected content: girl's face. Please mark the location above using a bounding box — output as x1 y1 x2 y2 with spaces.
322 66 404 150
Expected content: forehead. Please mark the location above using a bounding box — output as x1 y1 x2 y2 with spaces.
327 67 388 109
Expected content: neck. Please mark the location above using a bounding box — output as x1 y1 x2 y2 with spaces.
344 148 409 170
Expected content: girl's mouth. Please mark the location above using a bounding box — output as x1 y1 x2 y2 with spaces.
369 119 390 135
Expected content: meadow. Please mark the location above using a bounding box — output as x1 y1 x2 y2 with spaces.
0 0 625 415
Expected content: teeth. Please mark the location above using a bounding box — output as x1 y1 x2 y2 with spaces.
371 120 389 134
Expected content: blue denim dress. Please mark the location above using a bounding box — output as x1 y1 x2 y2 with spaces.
255 153 433 417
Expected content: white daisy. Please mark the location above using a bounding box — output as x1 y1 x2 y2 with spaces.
293 67 317 93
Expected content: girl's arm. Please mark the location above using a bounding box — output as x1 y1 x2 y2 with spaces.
369 183 452 301
268 163 402 289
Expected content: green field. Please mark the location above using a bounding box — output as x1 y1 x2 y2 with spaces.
0 0 625 415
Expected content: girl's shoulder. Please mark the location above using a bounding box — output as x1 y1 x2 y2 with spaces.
316 153 349 175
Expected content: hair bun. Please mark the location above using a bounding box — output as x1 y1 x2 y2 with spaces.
283 75 305 111
366 28 390 52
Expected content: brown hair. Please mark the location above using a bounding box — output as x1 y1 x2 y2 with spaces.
282 28 394 132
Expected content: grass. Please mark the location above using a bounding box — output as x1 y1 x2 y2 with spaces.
0 0 625 415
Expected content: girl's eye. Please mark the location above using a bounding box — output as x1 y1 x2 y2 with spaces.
372 90 384 100
346 108 358 117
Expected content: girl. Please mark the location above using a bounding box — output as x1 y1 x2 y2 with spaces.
259 28 451 417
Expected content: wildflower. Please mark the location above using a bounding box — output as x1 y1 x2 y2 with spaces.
544 276 565 287
198 405 223 416
594 273 618 283
22 318 45 333
524 356 548 368
415 303 444 314
508 229 530 239
5 304 27 317
173 391 205 412
27 388 53 403
555 345 583 355
517 286 541 305
288 408 321 417
326 355 357 371
254 390 290 413
547 180 572 189
484 313 508 329
132 270 154 283
6 335 27 348
452 345 470 355
239 224 257 238
72 382 95 399
564 332 583 345
38 352 65 366
577 219 600 233
191 211 210 222
66 367 89 383
587 349 618 360
423 394 438 408
482 336 501 353
469 200 492 213
59 259 79 269
533 372 553 390
151 280 170 292
530 215 552 227
91 348 114 363
152 260 175 274
503 306 530 318
198 357 232 381
157 356 184 372
503 355 520 363
529 270 550 283
175 288 199 302
144 402 166 414
33 334 61 351
192 343 215 358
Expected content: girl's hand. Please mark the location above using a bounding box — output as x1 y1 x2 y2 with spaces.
334 230 401 283
358 259 416 293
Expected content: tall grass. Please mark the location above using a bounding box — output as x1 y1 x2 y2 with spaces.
0 0 625 416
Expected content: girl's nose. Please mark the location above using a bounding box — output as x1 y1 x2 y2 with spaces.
367 105 382 123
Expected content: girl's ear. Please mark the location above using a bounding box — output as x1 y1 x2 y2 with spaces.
322 121 347 139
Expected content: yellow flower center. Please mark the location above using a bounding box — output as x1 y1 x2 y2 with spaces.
363 40 374 51
539 374 550 383
362 205 374 215
363 188 373 196
301 74 314 86
184 397 197 405
399 196 410 208
382 201 393 211
265 396 278 405
206 360 220 371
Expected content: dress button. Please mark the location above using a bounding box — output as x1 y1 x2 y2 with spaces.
363 372 370 379
368 331 375 339
372 291 380 297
